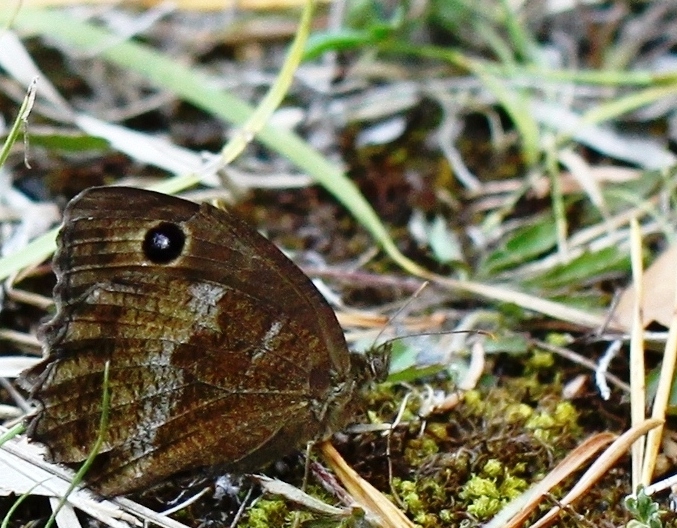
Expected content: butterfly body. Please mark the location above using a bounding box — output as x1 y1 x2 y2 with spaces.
21 187 387 496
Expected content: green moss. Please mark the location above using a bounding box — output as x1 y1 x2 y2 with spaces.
241 499 290 528
460 476 500 499
413 512 441 526
426 422 449 440
505 402 534 422
526 350 555 370
482 459 503 478
391 477 455 527
417 477 447 506
393 478 426 515
464 494 502 519
463 389 483 410
553 401 578 428
404 435 439 466
500 474 528 499
545 333 573 347
525 400 580 442
374 358 591 524
459 469 528 520
526 411 557 440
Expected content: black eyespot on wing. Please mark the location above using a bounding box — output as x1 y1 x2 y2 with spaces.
142 222 185 264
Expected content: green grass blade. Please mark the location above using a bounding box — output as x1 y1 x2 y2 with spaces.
0 77 36 168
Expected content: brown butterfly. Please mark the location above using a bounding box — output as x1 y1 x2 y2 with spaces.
20 186 389 496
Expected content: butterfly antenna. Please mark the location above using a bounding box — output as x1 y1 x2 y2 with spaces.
373 281 430 346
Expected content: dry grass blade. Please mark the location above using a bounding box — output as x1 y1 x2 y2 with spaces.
489 432 617 528
628 218 645 490
253 475 350 517
0 433 142 528
0 426 197 528
427 273 610 330
529 418 663 528
641 287 677 483
319 441 416 528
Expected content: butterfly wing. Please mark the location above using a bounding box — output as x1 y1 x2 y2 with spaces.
22 187 357 496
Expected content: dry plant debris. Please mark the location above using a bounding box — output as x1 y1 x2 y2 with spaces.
1 1 677 527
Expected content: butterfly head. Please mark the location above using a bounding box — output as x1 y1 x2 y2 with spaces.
350 342 391 387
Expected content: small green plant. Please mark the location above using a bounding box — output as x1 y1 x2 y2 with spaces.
624 487 664 528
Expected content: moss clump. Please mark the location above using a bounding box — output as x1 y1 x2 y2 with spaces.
240 499 291 528
392 477 451 528
458 460 528 520
404 436 440 466
394 478 426 516
504 402 534 423
525 401 580 442
526 350 555 370
355 347 593 526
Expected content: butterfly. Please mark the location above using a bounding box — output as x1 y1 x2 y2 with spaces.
20 186 389 496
